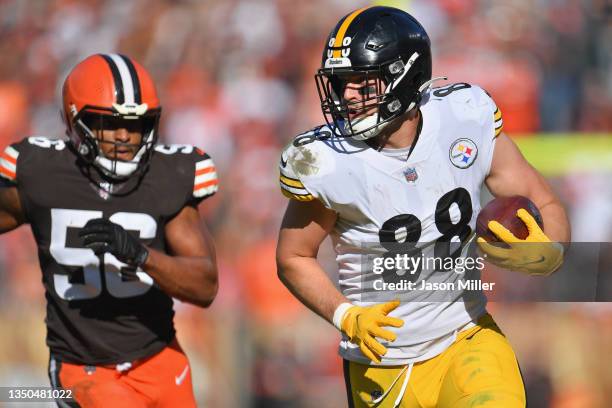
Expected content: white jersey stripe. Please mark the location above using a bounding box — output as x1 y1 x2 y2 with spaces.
195 159 214 170
5 146 19 159
194 185 218 197
195 172 217 185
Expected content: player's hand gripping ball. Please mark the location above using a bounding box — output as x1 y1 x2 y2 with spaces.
476 196 543 244
476 196 563 276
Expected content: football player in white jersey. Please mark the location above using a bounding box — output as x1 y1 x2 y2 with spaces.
276 6 570 408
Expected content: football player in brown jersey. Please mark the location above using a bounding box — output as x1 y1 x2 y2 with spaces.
0 54 219 407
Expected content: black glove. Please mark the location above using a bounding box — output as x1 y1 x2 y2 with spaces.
79 218 149 267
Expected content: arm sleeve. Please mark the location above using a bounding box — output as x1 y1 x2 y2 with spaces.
279 146 315 202
0 144 20 186
0 138 39 223
473 86 503 177
188 147 219 206
278 128 348 211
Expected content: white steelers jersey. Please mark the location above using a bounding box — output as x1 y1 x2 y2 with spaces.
279 83 504 365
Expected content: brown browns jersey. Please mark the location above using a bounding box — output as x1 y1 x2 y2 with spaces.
0 137 218 365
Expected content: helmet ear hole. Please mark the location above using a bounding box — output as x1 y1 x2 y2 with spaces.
79 137 97 160
72 118 99 163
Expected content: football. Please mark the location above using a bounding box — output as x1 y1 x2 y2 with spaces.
476 196 544 243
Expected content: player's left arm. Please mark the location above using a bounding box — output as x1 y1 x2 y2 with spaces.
485 133 570 245
143 205 218 308
481 133 570 275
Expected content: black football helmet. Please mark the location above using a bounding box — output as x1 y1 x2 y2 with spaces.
315 6 435 140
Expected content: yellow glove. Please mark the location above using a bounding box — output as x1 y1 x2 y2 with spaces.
477 208 564 276
334 300 404 363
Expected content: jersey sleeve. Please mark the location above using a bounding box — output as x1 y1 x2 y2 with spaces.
190 147 219 204
155 144 219 208
0 137 48 186
471 85 503 177
279 144 315 202
278 126 339 209
493 102 503 138
279 127 356 211
0 144 20 185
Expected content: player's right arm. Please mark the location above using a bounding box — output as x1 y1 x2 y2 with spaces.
276 198 343 323
277 136 403 362
276 203 403 363
0 186 25 233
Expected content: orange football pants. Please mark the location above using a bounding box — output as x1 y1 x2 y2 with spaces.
49 339 196 408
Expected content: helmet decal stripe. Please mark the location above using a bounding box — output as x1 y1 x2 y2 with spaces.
100 54 125 104
119 54 142 104
332 6 370 58
108 53 136 104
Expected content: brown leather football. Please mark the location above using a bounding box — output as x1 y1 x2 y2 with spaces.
476 196 544 242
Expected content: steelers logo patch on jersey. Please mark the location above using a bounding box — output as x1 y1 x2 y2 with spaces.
449 138 478 169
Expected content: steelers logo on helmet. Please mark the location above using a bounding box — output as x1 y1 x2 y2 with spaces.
62 54 161 180
315 6 434 140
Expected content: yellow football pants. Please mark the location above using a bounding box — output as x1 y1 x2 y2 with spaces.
343 314 526 408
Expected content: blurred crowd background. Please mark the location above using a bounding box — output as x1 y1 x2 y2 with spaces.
0 0 611 407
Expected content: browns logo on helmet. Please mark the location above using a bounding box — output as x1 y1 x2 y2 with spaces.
62 54 161 179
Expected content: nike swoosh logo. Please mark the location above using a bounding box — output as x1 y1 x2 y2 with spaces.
280 154 288 168
516 256 545 266
175 365 190 386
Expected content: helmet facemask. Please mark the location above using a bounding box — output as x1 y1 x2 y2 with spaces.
317 69 386 140
70 106 160 181
316 53 428 141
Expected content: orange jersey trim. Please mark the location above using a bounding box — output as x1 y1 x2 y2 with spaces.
0 166 16 180
1 153 17 165
193 179 218 192
195 166 215 176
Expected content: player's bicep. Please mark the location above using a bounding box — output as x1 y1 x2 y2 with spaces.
164 205 214 260
485 133 556 209
0 186 25 233
277 198 337 260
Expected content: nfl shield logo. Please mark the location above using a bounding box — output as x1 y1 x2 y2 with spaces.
404 167 418 183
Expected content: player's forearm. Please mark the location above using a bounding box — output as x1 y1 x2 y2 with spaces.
143 247 218 308
539 199 571 249
277 254 347 324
